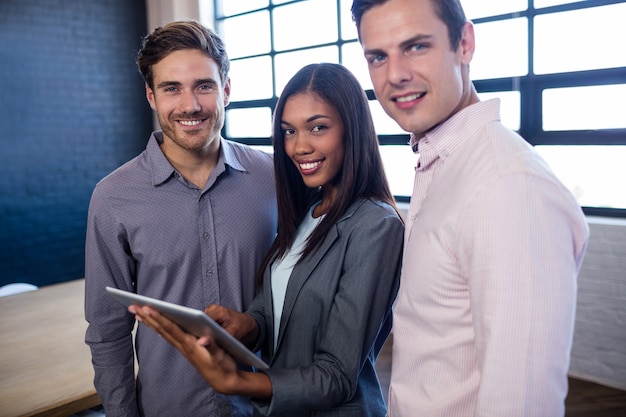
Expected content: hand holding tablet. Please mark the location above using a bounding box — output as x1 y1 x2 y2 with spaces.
106 286 269 370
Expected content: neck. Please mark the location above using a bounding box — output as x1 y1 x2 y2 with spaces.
314 185 339 218
160 140 220 189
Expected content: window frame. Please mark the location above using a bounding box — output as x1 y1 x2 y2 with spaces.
213 0 626 217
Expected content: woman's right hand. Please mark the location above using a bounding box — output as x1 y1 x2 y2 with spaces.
205 304 259 348
130 305 265 396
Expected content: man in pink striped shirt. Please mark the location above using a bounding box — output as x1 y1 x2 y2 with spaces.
352 0 590 415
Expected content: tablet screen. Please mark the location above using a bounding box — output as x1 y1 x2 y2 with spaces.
106 286 269 370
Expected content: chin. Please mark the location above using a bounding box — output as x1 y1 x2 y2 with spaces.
397 122 421 136
402 118 437 137
303 181 321 189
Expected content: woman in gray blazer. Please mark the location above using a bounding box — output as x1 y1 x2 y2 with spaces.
132 63 404 417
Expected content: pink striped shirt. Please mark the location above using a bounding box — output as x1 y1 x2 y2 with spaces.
389 99 589 417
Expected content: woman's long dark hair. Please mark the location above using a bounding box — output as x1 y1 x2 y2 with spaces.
256 63 398 285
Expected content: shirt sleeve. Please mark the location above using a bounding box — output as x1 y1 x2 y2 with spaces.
255 207 404 415
460 172 589 416
84 186 140 417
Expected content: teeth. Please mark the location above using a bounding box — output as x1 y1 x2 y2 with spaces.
179 120 201 126
300 161 321 170
396 93 424 103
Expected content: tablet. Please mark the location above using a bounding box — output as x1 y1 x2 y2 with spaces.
106 286 269 370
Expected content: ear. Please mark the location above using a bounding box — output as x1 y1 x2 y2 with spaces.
146 83 157 111
223 77 231 107
459 21 476 65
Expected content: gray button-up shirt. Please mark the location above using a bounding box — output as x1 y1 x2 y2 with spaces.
85 132 277 417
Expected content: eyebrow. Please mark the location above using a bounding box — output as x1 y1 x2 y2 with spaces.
156 81 181 89
306 114 331 123
281 114 332 126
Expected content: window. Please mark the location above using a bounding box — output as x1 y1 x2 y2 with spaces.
209 0 626 216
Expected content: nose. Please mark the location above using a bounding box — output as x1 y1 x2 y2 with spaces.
294 133 314 155
386 54 412 87
286 132 312 157
179 89 201 113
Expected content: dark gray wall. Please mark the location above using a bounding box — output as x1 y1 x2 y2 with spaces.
0 0 153 287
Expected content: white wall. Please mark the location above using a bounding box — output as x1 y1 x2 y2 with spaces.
569 217 626 390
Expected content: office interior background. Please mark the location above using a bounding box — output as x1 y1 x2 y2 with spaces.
0 0 624 392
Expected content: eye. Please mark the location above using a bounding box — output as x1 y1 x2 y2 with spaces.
164 86 178 93
407 43 428 55
198 84 216 93
367 54 386 67
282 127 296 136
311 124 327 133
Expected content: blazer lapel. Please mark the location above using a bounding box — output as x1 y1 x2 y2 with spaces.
274 224 338 352
262 228 339 361
272 199 365 354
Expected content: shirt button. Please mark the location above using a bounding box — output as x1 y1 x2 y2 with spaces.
203 232 209 239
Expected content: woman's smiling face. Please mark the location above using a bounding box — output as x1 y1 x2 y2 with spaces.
281 92 345 194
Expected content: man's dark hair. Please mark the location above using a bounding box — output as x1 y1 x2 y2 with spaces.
351 0 467 50
136 20 230 90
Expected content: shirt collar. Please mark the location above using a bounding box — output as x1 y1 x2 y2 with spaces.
220 139 247 173
411 99 501 169
146 132 249 187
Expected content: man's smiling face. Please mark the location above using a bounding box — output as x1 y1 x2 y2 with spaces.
359 0 475 137
146 48 230 156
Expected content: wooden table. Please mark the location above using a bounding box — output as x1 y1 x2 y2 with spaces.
0 279 101 417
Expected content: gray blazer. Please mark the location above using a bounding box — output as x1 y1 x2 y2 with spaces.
246 198 404 417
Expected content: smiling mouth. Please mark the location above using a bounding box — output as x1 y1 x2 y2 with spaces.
395 92 425 103
300 161 321 170
178 119 203 126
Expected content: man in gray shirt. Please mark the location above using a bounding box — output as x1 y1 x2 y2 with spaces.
84 21 277 417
